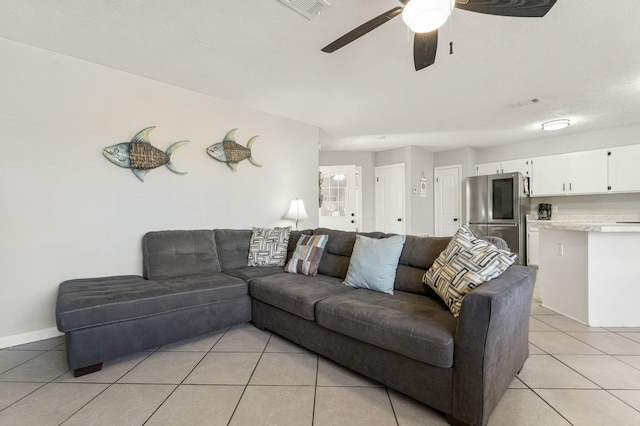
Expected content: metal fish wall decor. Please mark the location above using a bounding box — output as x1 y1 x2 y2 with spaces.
207 128 261 172
103 126 189 182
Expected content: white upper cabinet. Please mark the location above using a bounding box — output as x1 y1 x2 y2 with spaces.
475 162 501 176
501 159 531 176
608 145 640 193
567 149 609 195
476 144 640 196
530 150 608 196
476 159 530 176
530 154 566 196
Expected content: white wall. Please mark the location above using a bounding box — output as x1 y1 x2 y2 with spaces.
0 38 319 347
405 147 434 236
375 146 434 236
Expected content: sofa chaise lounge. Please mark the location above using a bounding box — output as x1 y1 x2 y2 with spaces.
56 227 535 426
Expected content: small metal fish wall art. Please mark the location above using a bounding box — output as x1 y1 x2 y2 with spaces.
207 128 261 172
103 126 189 182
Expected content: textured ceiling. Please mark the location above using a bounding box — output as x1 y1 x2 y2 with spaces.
1 0 639 151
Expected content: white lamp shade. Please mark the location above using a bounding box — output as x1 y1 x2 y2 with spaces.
402 0 455 33
285 198 309 220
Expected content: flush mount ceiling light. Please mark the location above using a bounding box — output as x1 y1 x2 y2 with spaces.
542 119 570 131
402 0 455 33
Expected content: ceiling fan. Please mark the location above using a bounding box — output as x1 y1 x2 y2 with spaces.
321 0 558 71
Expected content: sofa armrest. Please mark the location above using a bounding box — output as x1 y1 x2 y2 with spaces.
450 265 536 426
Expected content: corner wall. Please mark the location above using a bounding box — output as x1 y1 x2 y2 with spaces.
0 38 319 346
376 146 434 236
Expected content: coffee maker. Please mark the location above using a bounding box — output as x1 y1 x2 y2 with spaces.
538 203 552 220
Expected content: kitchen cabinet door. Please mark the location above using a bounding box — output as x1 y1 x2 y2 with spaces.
530 154 566 196
501 159 531 176
608 144 640 193
531 150 608 196
476 162 501 176
566 149 608 195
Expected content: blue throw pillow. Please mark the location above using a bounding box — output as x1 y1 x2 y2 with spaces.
343 234 406 295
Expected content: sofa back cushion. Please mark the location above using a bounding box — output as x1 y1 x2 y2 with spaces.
314 229 451 295
214 229 312 271
314 228 385 279
395 235 451 294
214 229 253 270
142 230 221 279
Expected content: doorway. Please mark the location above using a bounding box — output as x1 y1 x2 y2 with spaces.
319 165 361 231
375 163 406 234
434 165 461 237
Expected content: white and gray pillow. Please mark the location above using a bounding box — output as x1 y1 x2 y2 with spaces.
423 225 517 317
248 227 291 267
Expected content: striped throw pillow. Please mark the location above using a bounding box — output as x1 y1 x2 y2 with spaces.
423 225 517 317
285 234 329 276
248 227 291 267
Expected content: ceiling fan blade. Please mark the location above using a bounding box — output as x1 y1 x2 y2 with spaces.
455 0 557 18
414 30 438 71
321 7 403 53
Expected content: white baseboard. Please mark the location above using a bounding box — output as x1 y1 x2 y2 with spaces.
0 327 64 349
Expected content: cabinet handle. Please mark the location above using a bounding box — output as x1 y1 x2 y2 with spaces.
563 183 565 191
569 183 572 191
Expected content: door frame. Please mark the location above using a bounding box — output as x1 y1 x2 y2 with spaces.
434 164 462 237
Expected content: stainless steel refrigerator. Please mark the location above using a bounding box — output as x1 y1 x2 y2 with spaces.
466 172 530 265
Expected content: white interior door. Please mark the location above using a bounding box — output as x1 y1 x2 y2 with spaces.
435 165 461 237
319 165 358 231
375 163 406 234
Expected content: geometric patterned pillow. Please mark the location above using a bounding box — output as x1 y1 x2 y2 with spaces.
422 225 517 317
248 227 291 267
284 234 329 276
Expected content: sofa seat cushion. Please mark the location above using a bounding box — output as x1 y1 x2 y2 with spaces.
249 273 353 321
57 274 248 332
223 266 286 282
315 290 458 368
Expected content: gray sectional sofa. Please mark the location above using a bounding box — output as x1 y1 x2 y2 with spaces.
56 227 535 426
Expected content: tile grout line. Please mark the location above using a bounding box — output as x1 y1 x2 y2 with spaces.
385 387 400 426
526 307 640 424
59 350 155 425
523 312 584 426
519 320 577 426
140 336 217 426
311 352 319 425
527 388 576 426
603 388 640 415
226 328 272 426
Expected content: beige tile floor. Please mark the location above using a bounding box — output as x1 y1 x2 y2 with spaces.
2 302 640 425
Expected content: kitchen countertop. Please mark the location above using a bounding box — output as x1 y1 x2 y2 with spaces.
532 221 640 233
527 215 640 232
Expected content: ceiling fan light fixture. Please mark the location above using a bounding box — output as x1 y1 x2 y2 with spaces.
542 119 570 131
402 0 455 33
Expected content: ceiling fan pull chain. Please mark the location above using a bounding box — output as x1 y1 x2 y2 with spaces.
449 5 454 55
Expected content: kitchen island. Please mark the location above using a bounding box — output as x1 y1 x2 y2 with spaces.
537 221 640 327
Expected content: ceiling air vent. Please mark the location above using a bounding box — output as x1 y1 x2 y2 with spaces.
278 0 331 20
